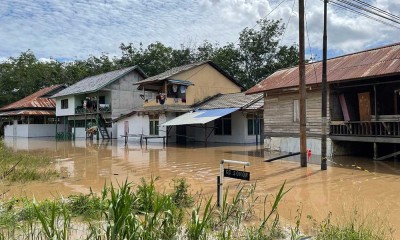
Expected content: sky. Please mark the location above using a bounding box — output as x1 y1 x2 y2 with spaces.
0 0 399 62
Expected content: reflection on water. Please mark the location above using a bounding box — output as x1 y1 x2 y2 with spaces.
3 137 400 237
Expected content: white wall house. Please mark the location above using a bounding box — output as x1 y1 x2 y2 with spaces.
115 92 264 144
0 85 66 138
51 66 149 140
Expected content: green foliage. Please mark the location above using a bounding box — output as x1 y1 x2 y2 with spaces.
188 196 215 240
309 209 394 240
0 141 58 182
170 177 193 208
66 190 104 220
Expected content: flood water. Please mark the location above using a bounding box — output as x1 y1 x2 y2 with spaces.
3 137 400 237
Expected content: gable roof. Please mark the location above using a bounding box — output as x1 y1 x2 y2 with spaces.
246 42 400 94
196 92 263 110
52 66 147 98
0 85 65 112
136 61 244 90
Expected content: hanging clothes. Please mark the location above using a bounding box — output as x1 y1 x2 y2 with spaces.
159 94 166 105
172 84 178 93
180 85 187 93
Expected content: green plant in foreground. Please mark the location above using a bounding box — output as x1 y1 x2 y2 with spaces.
188 196 215 240
309 209 394 240
170 177 193 208
33 200 71 240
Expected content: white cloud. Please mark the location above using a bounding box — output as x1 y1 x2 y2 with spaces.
0 0 398 61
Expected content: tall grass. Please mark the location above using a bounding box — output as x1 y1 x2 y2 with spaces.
0 141 58 182
309 209 394 240
0 177 392 239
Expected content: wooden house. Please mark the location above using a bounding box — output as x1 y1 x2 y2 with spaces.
0 85 66 137
114 61 250 144
51 66 148 140
246 43 400 159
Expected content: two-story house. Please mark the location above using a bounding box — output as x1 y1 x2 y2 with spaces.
114 61 253 144
51 66 148 140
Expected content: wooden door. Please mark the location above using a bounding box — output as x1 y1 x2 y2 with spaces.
358 92 371 121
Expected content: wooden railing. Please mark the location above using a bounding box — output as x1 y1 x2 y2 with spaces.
330 121 400 137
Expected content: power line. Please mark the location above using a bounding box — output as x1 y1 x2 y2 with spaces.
352 0 400 21
304 0 318 83
327 0 400 29
335 0 400 24
279 0 296 43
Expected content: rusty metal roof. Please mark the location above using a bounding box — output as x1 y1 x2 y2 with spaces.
246 42 400 94
0 85 65 112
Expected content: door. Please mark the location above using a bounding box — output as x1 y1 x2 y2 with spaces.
176 125 187 145
358 92 372 121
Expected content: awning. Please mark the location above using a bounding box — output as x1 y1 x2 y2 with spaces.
168 79 194 86
161 108 239 126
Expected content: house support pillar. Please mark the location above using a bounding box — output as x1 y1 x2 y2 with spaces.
374 142 378 160
204 124 207 147
73 115 76 140
55 116 58 139
256 112 259 146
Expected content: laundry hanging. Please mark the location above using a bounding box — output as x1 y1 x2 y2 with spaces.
180 85 187 93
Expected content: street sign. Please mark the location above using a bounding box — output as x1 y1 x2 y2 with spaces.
224 168 250 181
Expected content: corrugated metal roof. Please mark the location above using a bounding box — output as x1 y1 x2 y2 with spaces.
0 110 55 116
52 66 146 98
244 98 264 110
197 92 263 110
0 85 64 111
161 108 239 126
136 61 244 90
246 42 400 94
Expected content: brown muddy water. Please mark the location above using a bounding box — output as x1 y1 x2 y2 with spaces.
2 137 400 237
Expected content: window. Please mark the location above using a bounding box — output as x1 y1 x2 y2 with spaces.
149 115 159 135
99 96 106 104
214 114 231 135
61 99 68 109
293 99 299 122
247 113 263 135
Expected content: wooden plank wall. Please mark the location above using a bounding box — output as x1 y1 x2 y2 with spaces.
264 89 330 137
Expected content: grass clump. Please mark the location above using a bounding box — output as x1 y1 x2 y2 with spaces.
309 209 394 240
0 141 58 182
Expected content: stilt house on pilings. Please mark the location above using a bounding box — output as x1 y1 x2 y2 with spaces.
51 66 148 140
246 42 400 160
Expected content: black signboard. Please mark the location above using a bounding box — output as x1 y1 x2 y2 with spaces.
224 168 250 181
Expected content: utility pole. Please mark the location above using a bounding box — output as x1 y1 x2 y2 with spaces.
321 0 328 170
299 0 307 167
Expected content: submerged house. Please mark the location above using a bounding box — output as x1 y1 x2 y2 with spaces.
246 43 400 159
0 85 66 137
161 92 264 144
114 61 252 144
51 66 148 140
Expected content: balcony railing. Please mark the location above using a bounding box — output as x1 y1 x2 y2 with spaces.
75 104 111 114
143 98 187 107
330 121 400 137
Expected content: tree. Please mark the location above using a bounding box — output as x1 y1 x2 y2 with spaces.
238 19 298 88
